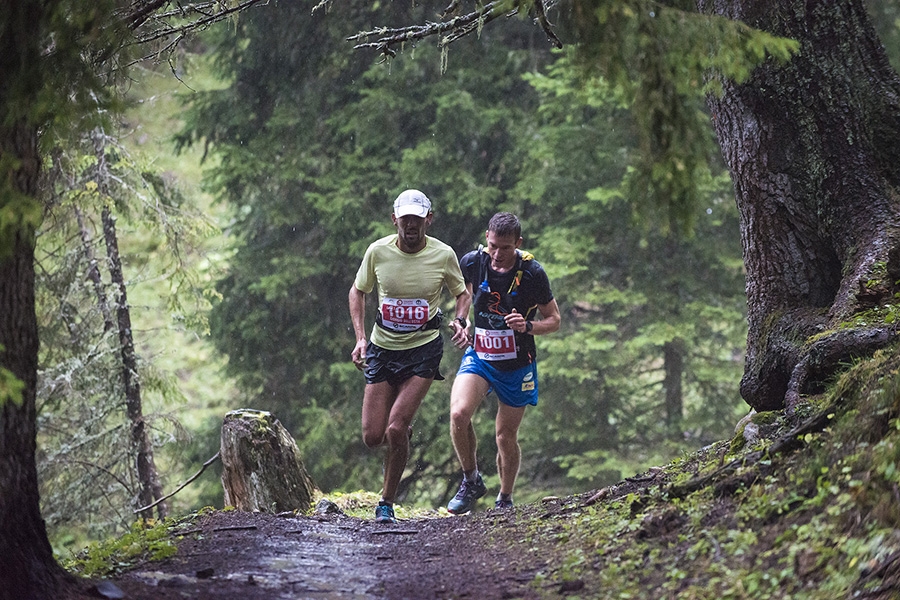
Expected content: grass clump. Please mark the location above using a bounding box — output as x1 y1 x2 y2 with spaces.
63 514 201 578
312 489 450 521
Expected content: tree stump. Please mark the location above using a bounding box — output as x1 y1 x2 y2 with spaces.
220 409 317 513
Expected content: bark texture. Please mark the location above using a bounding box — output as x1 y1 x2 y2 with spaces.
220 409 317 513
0 221 72 600
663 338 685 433
0 2 72 598
700 0 900 411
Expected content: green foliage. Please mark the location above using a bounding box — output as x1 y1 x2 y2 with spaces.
505 348 900 598
35 105 224 546
0 358 25 408
560 0 799 234
177 2 546 497
172 0 751 507
63 515 197 578
0 0 132 259
512 54 747 491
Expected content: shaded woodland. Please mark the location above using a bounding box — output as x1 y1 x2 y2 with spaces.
4 0 900 598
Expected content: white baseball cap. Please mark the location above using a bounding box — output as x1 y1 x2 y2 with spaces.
393 189 432 218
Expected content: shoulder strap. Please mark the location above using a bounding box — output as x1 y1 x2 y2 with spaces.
476 245 490 292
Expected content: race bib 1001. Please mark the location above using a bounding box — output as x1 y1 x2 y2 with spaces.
380 297 430 332
474 327 517 361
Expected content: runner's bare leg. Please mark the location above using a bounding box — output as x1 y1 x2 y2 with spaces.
450 373 490 472
379 375 433 503
361 381 396 449
495 403 526 495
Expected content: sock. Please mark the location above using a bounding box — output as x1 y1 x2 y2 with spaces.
464 469 480 483
497 493 512 503
379 499 393 507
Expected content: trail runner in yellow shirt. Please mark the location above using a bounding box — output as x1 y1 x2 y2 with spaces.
349 189 470 524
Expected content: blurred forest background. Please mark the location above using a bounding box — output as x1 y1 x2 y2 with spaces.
34 0 900 555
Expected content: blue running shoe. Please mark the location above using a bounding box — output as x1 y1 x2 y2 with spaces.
494 498 514 509
375 503 397 524
447 474 487 514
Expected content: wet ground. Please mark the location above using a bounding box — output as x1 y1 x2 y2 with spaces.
105 508 545 599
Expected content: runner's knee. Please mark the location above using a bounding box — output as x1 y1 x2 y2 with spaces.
362 427 385 448
496 428 518 450
385 421 410 446
449 405 472 429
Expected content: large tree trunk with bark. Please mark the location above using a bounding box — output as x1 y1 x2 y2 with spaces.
0 223 72 600
701 0 900 411
0 126 71 600
0 3 73 597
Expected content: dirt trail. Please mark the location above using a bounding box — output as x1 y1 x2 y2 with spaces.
106 508 544 599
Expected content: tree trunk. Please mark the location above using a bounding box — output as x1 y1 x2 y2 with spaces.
663 338 685 435
0 124 71 600
220 409 317 513
75 205 114 332
102 205 167 520
0 1 74 594
700 0 900 411
0 230 73 600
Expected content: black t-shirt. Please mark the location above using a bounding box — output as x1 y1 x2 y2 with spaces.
459 248 554 371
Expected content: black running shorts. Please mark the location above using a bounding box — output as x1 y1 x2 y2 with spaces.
364 335 445 386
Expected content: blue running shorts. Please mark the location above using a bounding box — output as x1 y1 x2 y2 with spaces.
455 347 538 408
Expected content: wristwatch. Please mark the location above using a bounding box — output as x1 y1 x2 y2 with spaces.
525 321 533 334
455 317 468 329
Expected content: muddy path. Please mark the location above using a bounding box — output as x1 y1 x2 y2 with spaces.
106 508 546 599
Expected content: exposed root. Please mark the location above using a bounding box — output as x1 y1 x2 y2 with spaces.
785 326 896 414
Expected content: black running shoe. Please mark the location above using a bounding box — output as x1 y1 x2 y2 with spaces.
447 474 487 514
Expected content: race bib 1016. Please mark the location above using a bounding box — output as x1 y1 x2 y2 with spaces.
380 297 430 332
474 327 517 361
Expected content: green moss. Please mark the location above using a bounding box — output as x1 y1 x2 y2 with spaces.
313 490 449 521
727 433 746 455
838 304 900 328
63 516 190 578
487 348 900 598
751 410 780 426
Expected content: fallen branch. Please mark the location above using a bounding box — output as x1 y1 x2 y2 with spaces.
133 452 220 514
213 525 259 532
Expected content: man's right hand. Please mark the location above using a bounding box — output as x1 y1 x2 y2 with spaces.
351 339 367 371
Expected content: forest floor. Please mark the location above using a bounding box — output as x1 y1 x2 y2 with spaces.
68 351 900 600
74 481 654 600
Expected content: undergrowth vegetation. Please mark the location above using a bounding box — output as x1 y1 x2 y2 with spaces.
66 347 900 598
494 346 900 598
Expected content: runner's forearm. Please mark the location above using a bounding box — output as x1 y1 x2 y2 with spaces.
454 288 472 324
348 285 367 341
528 299 560 336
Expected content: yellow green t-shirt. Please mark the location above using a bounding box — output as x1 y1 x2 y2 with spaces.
354 234 466 350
